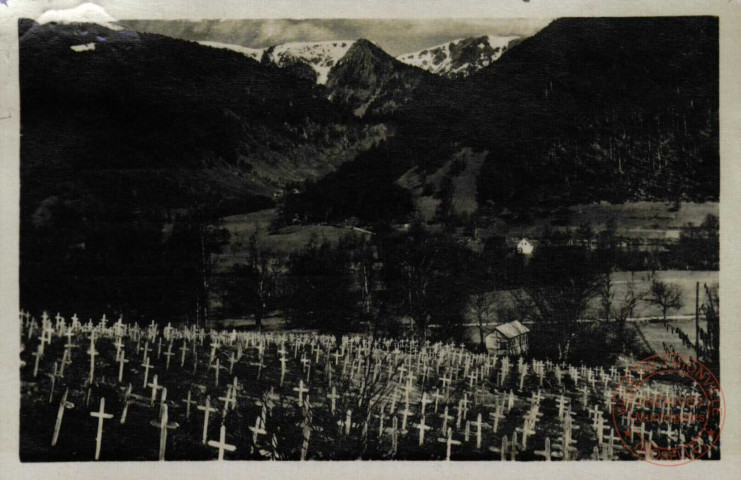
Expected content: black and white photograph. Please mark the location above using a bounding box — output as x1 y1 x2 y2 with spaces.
5 0 733 468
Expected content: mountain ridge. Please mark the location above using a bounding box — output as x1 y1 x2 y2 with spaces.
396 35 520 78
20 16 719 226
286 16 718 226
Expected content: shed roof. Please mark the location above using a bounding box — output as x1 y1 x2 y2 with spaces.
493 320 530 339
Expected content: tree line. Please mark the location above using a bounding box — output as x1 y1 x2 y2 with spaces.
21 194 717 367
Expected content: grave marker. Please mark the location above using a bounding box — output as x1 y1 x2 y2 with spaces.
416 415 431 446
293 380 309 407
208 425 236 460
197 396 217 444
182 389 196 419
118 350 129 383
150 404 179 461
148 374 163 406
141 356 153 389
89 397 114 460
437 427 461 461
51 388 74 447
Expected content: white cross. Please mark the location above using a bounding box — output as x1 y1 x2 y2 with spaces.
87 338 98 383
437 427 461 461
489 434 509 460
432 389 444 412
556 395 569 419
141 356 153 389
293 380 309 407
249 415 267 444
326 386 339 414
535 437 554 461
416 415 432 446
279 355 288 385
118 350 129 383
208 425 236 460
211 358 221 387
31 345 43 378
180 341 188 367
163 344 175 370
489 405 505 433
148 375 163 405
228 352 236 374
151 404 178 461
89 397 114 460
473 412 487 449
197 396 218 444
439 406 453 434
141 341 152 362
218 387 237 415
47 362 59 402
182 389 196 419
386 416 399 456
51 388 74 446
399 406 413 433
516 417 536 448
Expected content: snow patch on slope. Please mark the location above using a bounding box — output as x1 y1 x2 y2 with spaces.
198 41 264 61
70 42 96 52
37 3 122 31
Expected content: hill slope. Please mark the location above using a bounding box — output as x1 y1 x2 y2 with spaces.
20 20 386 219
400 17 719 209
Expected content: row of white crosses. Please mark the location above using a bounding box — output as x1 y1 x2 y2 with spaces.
288 334 577 460
21 312 199 459
25 314 513 460
24 309 716 461
312 341 505 459
48 325 416 458
611 379 717 461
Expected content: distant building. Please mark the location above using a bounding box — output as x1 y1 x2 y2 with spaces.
517 238 534 255
486 320 530 355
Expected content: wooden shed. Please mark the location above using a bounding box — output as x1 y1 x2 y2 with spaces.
486 320 530 355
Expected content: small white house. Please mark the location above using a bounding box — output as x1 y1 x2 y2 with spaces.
517 238 534 255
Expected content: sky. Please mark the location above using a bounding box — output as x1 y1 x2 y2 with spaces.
120 18 553 56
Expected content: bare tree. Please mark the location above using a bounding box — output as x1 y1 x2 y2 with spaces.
511 246 607 362
469 292 496 353
597 273 645 352
325 343 403 458
646 278 682 321
247 227 280 330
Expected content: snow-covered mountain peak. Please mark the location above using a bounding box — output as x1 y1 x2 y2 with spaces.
397 35 519 78
37 3 123 31
263 40 355 85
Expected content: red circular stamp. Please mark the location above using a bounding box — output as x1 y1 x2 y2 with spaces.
611 353 725 466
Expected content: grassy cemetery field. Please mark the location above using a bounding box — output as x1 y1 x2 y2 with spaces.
18 312 721 462
609 271 718 318
632 319 697 358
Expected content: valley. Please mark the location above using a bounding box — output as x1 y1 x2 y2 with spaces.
20 11 719 362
